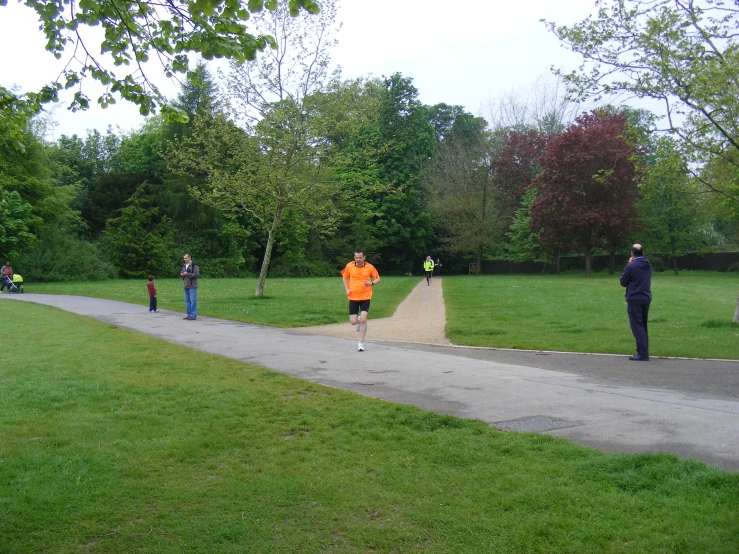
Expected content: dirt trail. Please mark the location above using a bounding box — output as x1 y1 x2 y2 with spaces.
294 277 450 345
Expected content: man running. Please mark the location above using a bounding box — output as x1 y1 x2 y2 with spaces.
342 250 380 352
423 255 434 286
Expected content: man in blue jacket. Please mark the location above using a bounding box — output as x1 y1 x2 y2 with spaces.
620 244 652 361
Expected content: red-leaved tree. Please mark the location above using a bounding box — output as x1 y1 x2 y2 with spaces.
493 129 549 226
530 110 642 275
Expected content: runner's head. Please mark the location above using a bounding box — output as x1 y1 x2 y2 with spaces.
354 250 366 266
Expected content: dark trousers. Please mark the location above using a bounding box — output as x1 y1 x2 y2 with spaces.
627 302 650 357
149 297 157 311
425 271 432 284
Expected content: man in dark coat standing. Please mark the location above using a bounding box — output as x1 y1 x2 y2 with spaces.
620 243 652 361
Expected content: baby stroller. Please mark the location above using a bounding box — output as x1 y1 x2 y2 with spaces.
2 274 23 293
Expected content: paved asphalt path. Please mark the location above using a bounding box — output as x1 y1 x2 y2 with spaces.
5 294 739 470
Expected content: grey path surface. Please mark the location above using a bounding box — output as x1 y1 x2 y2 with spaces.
5 293 739 470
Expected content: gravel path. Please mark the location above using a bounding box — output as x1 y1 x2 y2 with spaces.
294 277 450 345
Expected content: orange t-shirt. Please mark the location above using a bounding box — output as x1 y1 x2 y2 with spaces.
342 261 379 301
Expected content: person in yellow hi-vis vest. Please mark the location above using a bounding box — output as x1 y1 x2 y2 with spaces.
423 255 434 286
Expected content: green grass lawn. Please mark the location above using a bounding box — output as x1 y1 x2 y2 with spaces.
28 276 419 327
443 272 739 359
25 272 739 358
2 301 737 553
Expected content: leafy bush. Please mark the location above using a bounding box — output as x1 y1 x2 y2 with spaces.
16 230 117 282
268 259 337 278
649 256 668 272
728 262 739 272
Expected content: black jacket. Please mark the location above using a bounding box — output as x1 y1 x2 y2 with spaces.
620 257 652 304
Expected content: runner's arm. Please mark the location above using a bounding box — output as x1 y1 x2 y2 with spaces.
343 276 351 296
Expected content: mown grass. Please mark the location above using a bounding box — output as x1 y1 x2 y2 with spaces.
1 301 737 553
28 276 418 327
26 272 739 358
442 272 739 359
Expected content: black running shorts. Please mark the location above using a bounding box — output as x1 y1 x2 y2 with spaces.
349 299 371 315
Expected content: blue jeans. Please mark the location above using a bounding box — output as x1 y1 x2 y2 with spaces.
184 287 198 319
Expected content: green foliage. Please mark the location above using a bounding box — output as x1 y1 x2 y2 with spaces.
426 118 498 270
638 137 709 270
15 229 117 282
180 217 256 277
0 116 86 244
166 60 223 141
337 74 436 271
0 187 35 258
101 185 177 278
0 86 41 151
546 0 739 208
2 0 320 130
503 187 551 264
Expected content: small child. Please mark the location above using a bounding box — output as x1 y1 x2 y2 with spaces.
147 275 159 312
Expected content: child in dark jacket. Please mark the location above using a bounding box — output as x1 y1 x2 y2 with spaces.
147 275 159 312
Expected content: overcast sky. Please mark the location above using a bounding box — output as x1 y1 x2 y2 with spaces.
0 0 598 139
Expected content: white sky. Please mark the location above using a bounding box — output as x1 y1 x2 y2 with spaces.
0 0 598 139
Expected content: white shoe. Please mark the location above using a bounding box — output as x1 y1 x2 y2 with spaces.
355 323 360 332
358 342 364 352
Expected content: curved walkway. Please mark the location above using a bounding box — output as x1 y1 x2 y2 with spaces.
295 277 449 344
2 292 738 470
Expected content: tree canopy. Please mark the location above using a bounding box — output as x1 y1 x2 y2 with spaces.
0 0 320 148
546 0 739 205
531 110 642 275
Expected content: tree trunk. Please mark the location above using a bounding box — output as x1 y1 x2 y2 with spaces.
734 291 739 323
255 208 283 297
476 243 483 275
672 256 679 276
554 247 561 274
585 248 592 276
608 249 615 275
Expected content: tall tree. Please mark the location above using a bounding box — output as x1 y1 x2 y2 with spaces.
531 110 642 275
337 73 436 270
639 137 709 274
101 184 175 278
492 129 548 227
166 61 223 141
486 74 586 135
426 103 487 145
188 0 340 294
0 188 35 259
168 105 334 295
426 114 497 272
546 0 739 206
502 187 551 270
225 0 340 129
1 0 319 143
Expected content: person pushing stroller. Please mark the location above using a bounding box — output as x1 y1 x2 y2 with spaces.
0 262 12 293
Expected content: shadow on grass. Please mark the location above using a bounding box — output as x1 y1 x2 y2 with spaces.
700 319 739 328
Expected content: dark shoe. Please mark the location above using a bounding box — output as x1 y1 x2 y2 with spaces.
183 316 190 319
187 317 196 320
629 355 649 361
